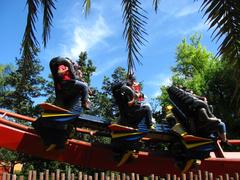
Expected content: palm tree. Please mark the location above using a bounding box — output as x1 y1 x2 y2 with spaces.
21 0 160 75
22 0 239 79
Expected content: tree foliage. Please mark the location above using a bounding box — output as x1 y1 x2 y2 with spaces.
172 33 215 94
200 1 240 105
1 57 46 116
201 0 240 61
76 52 96 85
121 0 147 75
0 64 14 106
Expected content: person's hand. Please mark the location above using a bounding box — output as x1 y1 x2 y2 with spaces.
88 88 95 96
128 98 135 107
135 92 141 97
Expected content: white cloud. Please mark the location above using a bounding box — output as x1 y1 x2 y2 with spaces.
175 3 200 17
93 57 124 76
179 22 208 35
191 22 208 32
60 15 112 58
164 21 208 37
153 90 161 98
146 74 172 87
159 0 201 18
145 73 172 98
149 0 205 38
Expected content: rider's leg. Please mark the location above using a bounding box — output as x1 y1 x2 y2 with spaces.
217 121 227 142
73 80 90 109
141 105 153 128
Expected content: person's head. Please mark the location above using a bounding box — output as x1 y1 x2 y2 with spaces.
165 105 173 113
186 89 194 94
68 59 80 70
127 73 136 84
209 105 214 113
200 96 207 102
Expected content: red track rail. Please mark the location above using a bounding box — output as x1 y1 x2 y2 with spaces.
0 110 240 176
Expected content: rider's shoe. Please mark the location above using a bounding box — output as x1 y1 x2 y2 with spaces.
88 88 95 96
148 124 155 130
45 144 56 151
117 150 138 167
220 140 232 148
148 118 156 130
181 159 201 173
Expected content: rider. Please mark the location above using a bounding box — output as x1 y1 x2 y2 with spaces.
193 97 229 144
126 74 155 129
51 57 91 112
164 105 177 128
33 57 91 151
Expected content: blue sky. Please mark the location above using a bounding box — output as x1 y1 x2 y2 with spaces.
1 0 220 102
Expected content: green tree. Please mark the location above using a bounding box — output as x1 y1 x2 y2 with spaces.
1 57 46 116
44 74 55 104
0 64 14 107
171 33 215 94
76 51 96 85
158 33 217 107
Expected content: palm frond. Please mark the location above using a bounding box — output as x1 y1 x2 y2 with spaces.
83 0 91 17
21 0 40 71
153 0 160 13
201 0 240 61
122 0 148 75
41 0 56 47
201 0 240 112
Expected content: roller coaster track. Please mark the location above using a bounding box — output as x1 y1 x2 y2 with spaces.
0 109 240 177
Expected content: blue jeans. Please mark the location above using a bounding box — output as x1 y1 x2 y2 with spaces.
208 121 226 140
141 104 153 127
217 121 226 134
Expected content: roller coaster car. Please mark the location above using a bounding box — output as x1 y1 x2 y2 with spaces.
1 106 240 176
111 121 217 169
32 103 110 149
32 102 216 172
